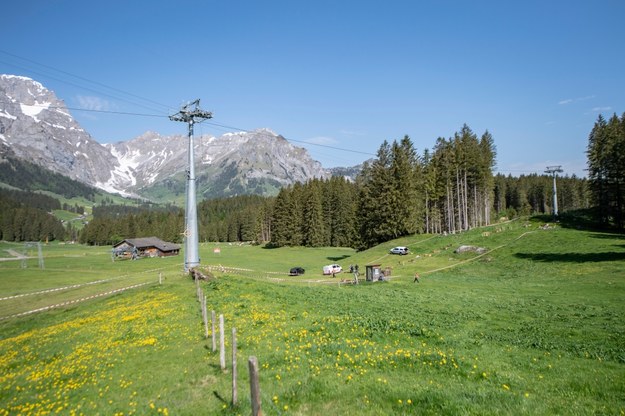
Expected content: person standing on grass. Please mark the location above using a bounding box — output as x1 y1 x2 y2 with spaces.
413 272 420 283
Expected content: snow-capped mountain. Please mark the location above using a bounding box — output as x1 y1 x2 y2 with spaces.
105 128 329 198
0 74 119 187
0 74 330 199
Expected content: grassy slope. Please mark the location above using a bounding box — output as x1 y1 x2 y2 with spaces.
0 219 623 415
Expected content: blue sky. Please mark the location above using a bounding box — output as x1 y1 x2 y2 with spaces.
2 0 624 177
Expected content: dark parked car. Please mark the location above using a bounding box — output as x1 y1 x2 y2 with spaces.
289 267 305 276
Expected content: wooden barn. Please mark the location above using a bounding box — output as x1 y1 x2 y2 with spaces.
112 237 180 259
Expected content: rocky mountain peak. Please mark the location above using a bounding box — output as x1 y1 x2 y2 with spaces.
0 74 119 187
0 75 333 201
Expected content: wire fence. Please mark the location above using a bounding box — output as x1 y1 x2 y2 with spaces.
0 264 180 321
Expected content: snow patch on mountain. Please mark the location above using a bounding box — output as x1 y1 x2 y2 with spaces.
20 101 50 121
0 74 334 199
0 109 17 120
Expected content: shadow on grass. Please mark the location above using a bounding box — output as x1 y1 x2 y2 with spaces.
548 209 625 233
213 390 228 404
589 233 625 240
515 251 625 263
326 254 351 262
261 243 280 249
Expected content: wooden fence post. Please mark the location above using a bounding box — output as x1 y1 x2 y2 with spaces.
211 310 216 352
248 356 261 416
219 314 226 370
232 327 238 406
202 296 209 339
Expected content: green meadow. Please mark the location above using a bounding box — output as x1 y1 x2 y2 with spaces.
0 218 624 415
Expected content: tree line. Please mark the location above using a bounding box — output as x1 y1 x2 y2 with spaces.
79 210 184 246
493 173 588 218
6 119 610 245
0 155 97 200
77 124 591 248
587 113 625 230
0 190 66 242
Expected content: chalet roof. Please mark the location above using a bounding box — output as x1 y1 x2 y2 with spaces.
114 237 180 252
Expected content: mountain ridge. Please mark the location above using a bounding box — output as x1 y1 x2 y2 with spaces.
0 74 359 202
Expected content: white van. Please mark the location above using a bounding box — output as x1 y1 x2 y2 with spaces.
322 264 343 275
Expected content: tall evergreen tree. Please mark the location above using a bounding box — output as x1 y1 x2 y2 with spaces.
586 113 625 229
269 187 292 247
302 179 326 247
391 136 421 235
479 130 497 225
336 176 358 247
357 141 394 248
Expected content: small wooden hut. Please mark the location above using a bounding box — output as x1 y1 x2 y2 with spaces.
365 264 383 282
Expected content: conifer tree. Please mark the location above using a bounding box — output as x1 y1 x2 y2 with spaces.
357 141 393 248
327 176 357 247
390 136 420 236
270 187 292 246
302 179 326 247
587 113 625 229
479 131 497 225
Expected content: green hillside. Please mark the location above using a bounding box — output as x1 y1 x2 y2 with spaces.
0 219 623 415
0 155 97 200
0 156 151 238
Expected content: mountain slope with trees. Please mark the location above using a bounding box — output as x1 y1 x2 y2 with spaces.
0 190 66 242
0 153 97 200
78 123 594 248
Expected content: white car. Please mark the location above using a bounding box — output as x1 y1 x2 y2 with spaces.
390 246 409 255
322 264 343 275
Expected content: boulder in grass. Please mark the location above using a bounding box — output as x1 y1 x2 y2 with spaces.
454 245 487 254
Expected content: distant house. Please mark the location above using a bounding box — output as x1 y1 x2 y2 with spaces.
112 237 180 259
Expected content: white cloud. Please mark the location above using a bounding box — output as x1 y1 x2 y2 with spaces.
75 95 111 111
591 106 612 112
304 136 338 145
558 95 595 105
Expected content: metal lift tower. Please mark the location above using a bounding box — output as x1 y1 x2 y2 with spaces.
169 100 213 272
545 165 563 218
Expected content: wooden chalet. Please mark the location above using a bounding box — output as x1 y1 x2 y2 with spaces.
112 237 180 259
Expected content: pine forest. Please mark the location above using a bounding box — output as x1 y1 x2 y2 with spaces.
2 118 623 247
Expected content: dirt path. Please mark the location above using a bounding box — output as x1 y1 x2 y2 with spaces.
0 249 28 262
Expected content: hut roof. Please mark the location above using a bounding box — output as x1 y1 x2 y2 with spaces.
114 237 180 252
